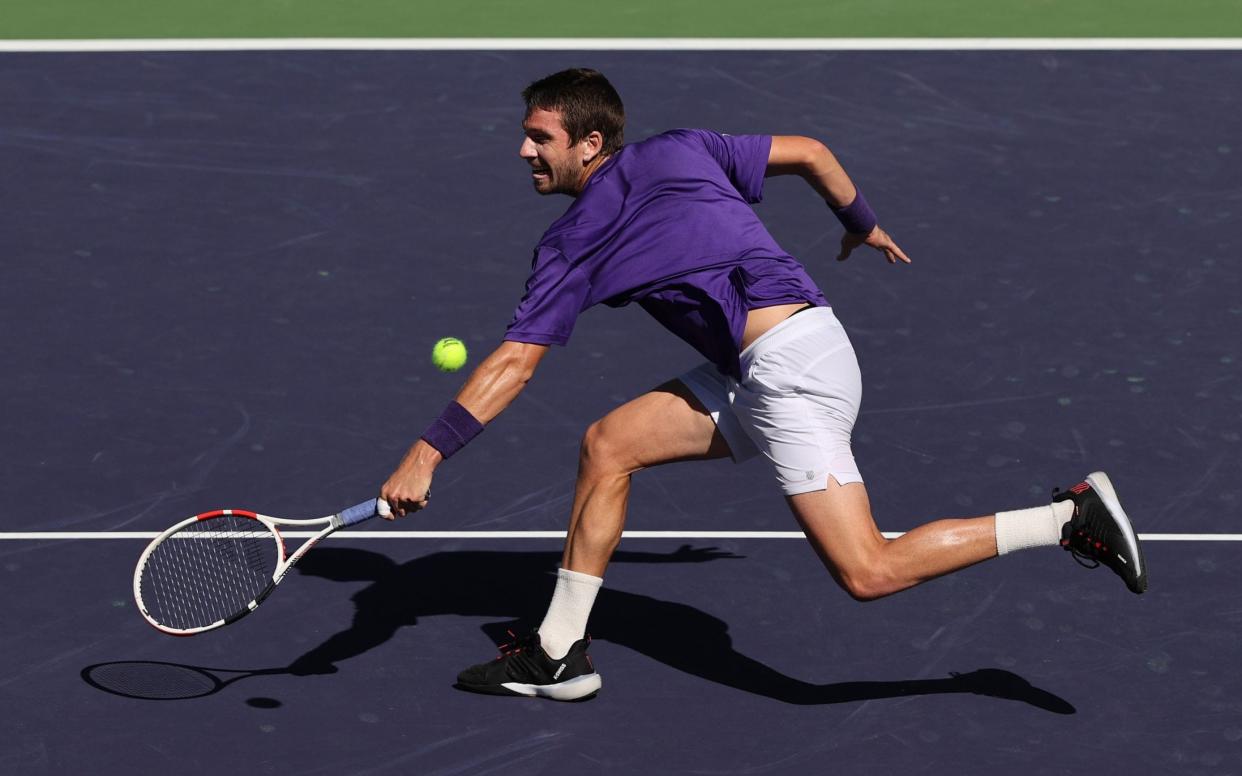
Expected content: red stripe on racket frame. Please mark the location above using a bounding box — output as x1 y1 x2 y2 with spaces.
196 509 259 521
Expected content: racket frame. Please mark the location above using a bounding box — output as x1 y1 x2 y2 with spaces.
134 501 382 636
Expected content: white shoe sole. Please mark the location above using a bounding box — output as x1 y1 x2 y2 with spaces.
502 673 602 701
1086 471 1144 583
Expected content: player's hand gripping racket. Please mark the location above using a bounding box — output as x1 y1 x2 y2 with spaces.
133 498 391 635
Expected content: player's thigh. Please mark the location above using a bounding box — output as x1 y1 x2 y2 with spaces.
585 379 732 472
785 479 887 586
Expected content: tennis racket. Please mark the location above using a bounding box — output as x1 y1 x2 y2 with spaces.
134 497 390 636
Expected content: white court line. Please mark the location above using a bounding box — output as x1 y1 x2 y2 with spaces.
1 38 1241 53
1 531 1239 541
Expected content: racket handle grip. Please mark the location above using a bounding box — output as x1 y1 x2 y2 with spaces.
338 498 390 527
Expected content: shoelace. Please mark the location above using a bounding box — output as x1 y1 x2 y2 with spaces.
1055 487 1109 570
1066 542 1101 570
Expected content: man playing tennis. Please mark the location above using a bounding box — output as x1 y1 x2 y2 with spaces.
380 68 1146 701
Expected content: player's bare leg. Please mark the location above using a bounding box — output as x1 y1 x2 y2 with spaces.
562 379 732 576
455 379 730 699
789 472 1147 600
787 479 999 601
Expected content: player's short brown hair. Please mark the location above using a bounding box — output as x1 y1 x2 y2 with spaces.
522 68 625 156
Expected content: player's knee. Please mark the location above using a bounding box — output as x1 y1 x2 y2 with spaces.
838 572 891 602
579 419 632 478
840 577 887 603
836 558 899 602
803 531 897 602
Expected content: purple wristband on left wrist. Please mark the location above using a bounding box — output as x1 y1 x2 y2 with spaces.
831 188 878 235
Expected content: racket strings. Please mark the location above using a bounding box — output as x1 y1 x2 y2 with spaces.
139 515 281 630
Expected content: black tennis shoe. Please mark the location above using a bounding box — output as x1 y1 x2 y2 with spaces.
455 631 601 701
1054 471 1147 594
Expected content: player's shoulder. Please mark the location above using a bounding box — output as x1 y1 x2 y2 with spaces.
641 129 767 158
643 128 720 148
617 129 725 164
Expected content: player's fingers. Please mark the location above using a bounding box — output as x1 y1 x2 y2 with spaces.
408 485 430 510
391 495 418 519
870 239 902 265
868 228 912 265
412 487 431 511
881 239 912 264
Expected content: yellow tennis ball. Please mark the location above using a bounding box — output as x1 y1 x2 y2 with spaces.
432 337 468 372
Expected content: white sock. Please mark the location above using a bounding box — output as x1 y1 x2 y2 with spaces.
537 568 603 660
994 501 1075 555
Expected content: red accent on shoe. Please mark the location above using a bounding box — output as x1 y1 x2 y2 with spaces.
497 630 526 658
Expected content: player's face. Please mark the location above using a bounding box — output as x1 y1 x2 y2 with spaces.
520 108 588 196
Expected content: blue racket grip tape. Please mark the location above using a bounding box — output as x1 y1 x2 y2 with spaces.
338 498 390 527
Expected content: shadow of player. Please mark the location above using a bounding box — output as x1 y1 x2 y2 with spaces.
287 546 1073 713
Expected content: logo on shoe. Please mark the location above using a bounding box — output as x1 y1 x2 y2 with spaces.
554 663 566 680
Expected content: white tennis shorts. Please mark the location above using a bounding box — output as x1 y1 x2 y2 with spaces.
678 306 863 495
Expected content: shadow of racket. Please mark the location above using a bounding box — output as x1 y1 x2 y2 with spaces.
81 660 292 700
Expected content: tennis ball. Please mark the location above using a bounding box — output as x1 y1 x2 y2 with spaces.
432 337 468 372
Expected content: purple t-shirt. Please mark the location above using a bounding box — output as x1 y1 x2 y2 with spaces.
504 129 828 379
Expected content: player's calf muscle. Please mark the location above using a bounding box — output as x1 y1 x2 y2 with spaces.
565 439 631 560
567 515 625 561
821 518 999 601
563 495 627 574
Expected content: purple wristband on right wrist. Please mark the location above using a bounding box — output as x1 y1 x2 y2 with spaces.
831 188 878 235
420 401 484 460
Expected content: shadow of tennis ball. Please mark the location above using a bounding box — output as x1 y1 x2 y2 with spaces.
246 697 283 709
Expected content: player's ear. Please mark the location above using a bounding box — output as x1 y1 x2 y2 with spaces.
582 130 604 163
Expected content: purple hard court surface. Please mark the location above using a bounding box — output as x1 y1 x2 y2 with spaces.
1 50 1240 774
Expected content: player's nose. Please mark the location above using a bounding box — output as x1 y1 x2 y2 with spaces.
518 137 538 159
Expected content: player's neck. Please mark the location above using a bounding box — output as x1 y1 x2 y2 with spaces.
571 153 612 197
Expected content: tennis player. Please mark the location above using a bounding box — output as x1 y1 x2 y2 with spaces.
380 68 1146 701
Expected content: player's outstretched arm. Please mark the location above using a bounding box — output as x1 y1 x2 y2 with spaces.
767 135 911 265
382 341 549 517
452 340 549 425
